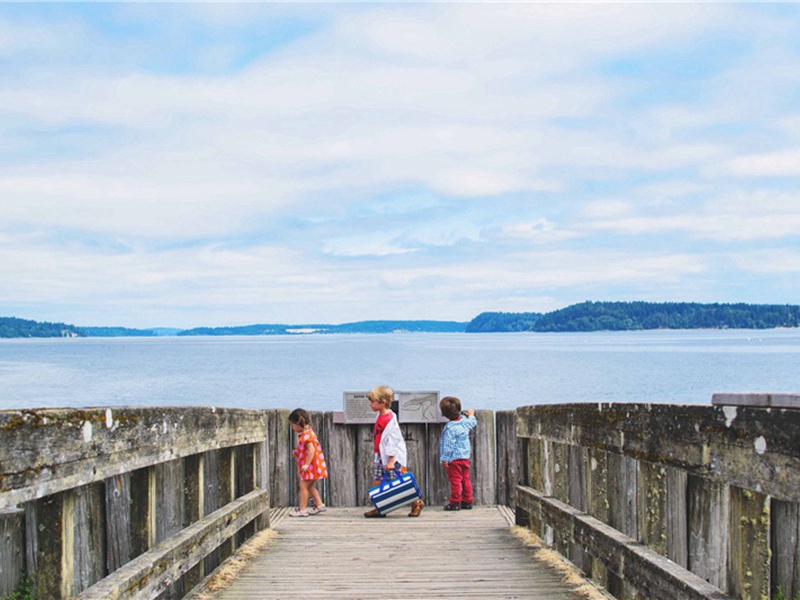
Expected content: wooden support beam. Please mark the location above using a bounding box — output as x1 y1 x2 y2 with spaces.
77 489 269 600
0 407 267 509
517 485 733 600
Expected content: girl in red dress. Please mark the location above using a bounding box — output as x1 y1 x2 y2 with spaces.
288 408 329 517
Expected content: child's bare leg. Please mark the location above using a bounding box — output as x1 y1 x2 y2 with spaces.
299 480 310 511
308 480 324 508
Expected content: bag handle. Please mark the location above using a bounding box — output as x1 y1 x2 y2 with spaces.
379 466 404 491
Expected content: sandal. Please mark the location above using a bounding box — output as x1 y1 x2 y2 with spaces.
288 507 309 517
308 504 327 515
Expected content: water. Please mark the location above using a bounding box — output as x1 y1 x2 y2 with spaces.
0 329 798 412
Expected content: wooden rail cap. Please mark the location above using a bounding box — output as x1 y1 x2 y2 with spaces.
712 393 800 409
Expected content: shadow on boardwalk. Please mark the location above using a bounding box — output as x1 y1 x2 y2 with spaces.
198 506 587 600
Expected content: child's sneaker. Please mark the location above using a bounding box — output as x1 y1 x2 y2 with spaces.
308 504 327 515
288 508 309 517
443 502 461 511
460 501 473 510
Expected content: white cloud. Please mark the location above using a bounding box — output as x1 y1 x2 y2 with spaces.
717 149 800 178
732 249 800 274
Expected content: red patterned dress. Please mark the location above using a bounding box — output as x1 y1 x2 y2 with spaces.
295 428 329 481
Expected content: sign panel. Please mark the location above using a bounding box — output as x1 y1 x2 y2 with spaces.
342 391 376 424
342 390 442 423
397 391 442 423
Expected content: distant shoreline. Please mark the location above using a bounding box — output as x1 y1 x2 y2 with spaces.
3 301 800 338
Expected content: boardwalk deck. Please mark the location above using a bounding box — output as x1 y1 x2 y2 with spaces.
205 506 583 599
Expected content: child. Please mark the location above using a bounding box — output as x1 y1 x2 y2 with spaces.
288 408 329 517
364 385 424 518
439 396 477 511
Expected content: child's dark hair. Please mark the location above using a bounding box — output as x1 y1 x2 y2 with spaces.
289 408 311 428
439 396 462 421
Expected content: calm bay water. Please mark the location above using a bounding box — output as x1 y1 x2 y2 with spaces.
1 329 798 412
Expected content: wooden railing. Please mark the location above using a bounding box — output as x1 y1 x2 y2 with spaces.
512 394 800 600
2 397 798 600
0 407 269 600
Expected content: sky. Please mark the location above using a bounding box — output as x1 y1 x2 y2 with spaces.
1 2 799 329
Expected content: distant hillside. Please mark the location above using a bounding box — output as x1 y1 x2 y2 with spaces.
467 301 800 333
79 326 180 337
178 320 468 336
0 316 82 338
466 312 543 332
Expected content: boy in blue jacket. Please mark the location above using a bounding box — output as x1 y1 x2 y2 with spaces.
439 396 477 510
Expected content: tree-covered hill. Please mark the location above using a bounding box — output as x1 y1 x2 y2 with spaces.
467 301 800 333
465 312 543 332
0 316 82 338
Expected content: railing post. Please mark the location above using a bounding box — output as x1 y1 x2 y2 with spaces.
254 438 270 530
35 491 70 599
184 453 204 590
323 412 357 507
0 507 24 596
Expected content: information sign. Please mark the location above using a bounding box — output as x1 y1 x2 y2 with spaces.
342 391 376 424
397 391 442 423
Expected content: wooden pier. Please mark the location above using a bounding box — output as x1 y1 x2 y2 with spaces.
201 506 584 600
1 394 799 600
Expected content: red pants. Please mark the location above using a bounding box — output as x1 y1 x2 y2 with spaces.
447 459 473 504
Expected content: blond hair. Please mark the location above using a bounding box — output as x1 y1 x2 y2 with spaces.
368 385 394 407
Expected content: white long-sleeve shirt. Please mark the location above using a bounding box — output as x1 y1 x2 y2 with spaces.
378 412 408 468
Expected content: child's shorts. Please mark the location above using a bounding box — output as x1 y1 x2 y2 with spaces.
373 453 406 480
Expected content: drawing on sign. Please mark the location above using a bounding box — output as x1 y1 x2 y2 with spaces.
397 391 441 423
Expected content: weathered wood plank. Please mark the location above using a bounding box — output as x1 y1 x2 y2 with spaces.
608 452 639 540
402 423 426 502
203 451 221 575
727 486 770 600
156 459 185 600
472 410 496 506
0 507 24 596
516 486 733 600
688 475 729 590
268 409 292 508
304 411 325 506
184 453 204 590
516 403 800 502
36 491 68 599
0 407 267 509
73 482 106 594
496 410 517 507
78 489 269 600
252 439 269 531
568 444 590 573
665 466 688 568
426 422 449 507
355 423 375 507
105 473 131 573
209 507 579 600
772 498 800 600
638 460 667 557
323 412 357 507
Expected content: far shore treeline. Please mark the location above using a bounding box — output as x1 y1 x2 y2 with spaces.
2 301 800 339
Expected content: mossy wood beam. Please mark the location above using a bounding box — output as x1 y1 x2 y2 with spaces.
0 407 267 509
517 485 733 600
76 488 268 600
516 403 800 502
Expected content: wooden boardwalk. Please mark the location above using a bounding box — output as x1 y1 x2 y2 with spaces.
207 506 583 599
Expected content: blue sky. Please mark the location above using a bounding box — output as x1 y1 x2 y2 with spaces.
1 3 799 328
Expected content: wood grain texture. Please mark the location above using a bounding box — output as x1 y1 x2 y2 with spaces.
206 506 580 600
